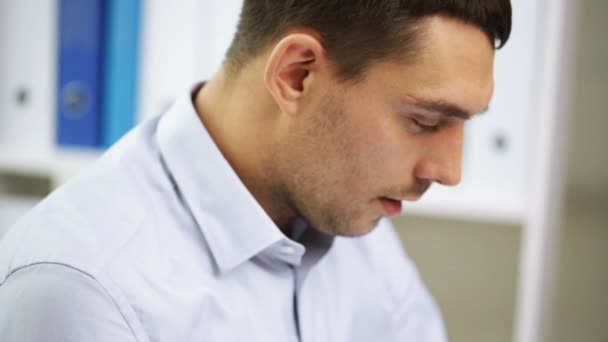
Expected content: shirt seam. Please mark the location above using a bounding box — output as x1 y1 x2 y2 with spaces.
0 262 147 342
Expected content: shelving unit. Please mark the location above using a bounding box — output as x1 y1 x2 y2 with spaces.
403 185 524 225
0 147 103 189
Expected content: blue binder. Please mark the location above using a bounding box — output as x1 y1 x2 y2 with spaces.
56 0 105 147
101 0 142 148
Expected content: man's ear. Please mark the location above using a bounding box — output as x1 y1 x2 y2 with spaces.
263 33 325 115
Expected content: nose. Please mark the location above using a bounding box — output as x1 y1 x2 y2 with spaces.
413 125 464 186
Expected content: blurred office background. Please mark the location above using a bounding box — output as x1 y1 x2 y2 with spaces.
0 1 606 342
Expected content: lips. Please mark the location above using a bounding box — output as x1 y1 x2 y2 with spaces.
379 197 402 216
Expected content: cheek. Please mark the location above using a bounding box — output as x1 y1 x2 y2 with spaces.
335 124 411 192
350 116 419 177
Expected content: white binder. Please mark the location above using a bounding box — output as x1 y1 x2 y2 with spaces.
461 0 542 215
137 0 208 121
0 0 56 165
137 0 244 122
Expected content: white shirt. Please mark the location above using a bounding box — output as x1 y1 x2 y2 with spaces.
0 85 447 341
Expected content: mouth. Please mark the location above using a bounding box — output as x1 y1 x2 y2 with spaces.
379 197 402 217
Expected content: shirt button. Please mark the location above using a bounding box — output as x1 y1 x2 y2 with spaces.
279 243 296 255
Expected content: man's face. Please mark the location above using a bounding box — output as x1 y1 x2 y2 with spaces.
275 16 495 236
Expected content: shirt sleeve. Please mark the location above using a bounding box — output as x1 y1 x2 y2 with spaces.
0 263 137 342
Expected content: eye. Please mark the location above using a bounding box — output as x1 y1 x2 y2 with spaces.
411 118 441 133
413 119 439 131
399 111 443 134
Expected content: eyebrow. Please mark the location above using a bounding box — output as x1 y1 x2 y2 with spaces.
408 96 489 120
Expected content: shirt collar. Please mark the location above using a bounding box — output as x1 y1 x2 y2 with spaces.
155 84 303 274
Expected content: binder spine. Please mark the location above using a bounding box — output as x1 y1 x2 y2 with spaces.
101 0 141 148
56 0 105 147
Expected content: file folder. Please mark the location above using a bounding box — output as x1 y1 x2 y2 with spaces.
56 0 105 147
101 0 141 148
0 0 56 155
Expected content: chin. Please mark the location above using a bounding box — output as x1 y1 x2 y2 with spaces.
334 216 382 238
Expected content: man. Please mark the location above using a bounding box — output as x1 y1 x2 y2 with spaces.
0 1 511 341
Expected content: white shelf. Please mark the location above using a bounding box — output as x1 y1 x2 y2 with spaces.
0 146 104 186
402 184 525 225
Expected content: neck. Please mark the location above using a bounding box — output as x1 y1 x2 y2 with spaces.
193 65 297 231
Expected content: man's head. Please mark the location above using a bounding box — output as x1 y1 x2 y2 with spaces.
201 1 511 237
226 0 511 80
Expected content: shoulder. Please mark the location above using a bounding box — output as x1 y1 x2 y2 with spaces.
0 116 173 283
0 263 139 341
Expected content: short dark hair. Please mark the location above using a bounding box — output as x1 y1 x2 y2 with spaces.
225 0 512 81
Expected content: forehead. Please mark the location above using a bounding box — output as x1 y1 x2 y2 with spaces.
358 15 496 115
